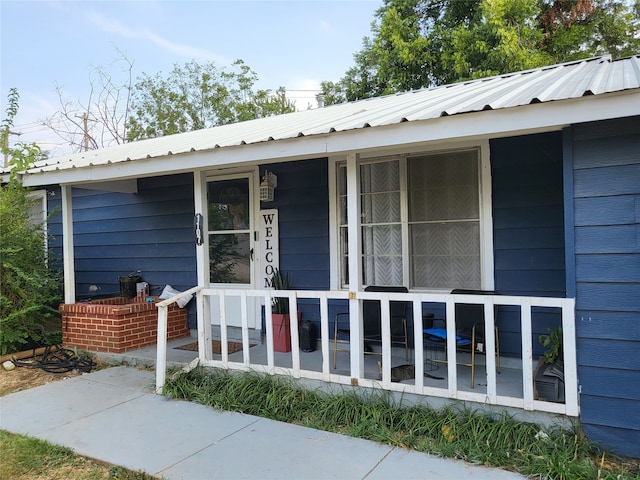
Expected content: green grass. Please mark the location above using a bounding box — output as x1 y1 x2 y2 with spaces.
163 366 639 480
0 430 159 480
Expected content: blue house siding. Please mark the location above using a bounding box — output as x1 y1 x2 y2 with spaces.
46 186 63 268
260 158 330 323
572 116 640 458
489 133 566 358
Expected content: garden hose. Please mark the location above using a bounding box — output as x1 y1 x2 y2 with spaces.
13 344 96 373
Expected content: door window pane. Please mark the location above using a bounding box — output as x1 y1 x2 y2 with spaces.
208 179 250 231
209 232 251 284
207 178 251 285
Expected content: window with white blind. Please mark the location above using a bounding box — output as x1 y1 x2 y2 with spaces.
337 148 486 290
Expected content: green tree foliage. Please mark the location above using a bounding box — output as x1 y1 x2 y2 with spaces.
1 89 62 354
322 0 640 102
127 60 296 141
445 0 553 81
540 0 640 61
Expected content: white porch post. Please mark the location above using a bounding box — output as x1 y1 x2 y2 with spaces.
562 298 579 416
346 152 363 378
61 185 76 304
155 304 168 393
194 170 212 361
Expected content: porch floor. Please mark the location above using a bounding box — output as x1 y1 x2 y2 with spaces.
93 334 525 400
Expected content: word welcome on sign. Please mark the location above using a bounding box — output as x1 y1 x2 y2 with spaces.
260 209 279 288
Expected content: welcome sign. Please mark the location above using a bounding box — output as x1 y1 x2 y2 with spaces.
260 209 279 288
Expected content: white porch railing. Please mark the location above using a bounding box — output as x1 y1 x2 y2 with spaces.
156 289 578 417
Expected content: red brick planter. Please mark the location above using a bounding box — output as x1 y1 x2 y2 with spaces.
60 297 190 353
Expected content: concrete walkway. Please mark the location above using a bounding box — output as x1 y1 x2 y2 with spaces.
0 366 525 480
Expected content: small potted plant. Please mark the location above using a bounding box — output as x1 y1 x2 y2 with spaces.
539 326 563 366
534 326 565 402
270 268 293 352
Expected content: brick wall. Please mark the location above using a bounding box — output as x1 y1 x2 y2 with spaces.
60 297 190 353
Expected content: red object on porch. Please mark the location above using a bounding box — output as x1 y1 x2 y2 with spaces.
272 313 291 352
60 297 190 353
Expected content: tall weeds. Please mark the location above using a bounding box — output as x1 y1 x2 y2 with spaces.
163 367 636 480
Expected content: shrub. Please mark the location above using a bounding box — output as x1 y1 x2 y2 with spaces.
0 180 62 354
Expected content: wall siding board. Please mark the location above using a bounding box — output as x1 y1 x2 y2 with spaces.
73 213 192 232
490 186 564 208
74 243 195 259
75 258 198 274
491 167 565 189
576 311 640 341
490 132 566 357
576 254 640 282
494 249 565 270
572 117 640 457
581 425 640 459
71 201 194 220
495 271 566 294
577 338 640 370
574 225 638 253
278 219 328 238
579 396 640 431
279 207 329 222
75 270 196 287
579 366 640 401
70 187 194 206
73 229 192 246
492 207 564 229
573 135 640 170
576 283 640 311
574 164 640 197
279 237 329 254
574 196 637 226
492 227 564 249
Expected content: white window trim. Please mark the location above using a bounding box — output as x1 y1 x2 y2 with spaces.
328 141 495 292
479 142 495 290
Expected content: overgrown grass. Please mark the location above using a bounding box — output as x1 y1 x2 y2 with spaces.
0 430 158 479
163 367 639 480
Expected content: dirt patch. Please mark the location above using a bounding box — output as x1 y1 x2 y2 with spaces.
0 349 105 397
0 362 81 396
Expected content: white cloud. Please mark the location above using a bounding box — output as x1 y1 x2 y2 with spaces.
85 9 228 63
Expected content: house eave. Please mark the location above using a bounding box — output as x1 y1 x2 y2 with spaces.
19 89 640 188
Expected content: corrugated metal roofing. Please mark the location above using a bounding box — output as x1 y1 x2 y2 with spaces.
12 55 640 176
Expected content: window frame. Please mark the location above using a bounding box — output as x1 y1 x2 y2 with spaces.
329 143 494 292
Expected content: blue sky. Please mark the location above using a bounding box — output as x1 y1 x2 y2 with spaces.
1 0 380 156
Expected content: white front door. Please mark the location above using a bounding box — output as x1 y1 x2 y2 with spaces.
207 173 258 328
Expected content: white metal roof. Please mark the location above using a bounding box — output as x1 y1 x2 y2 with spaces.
10 55 640 185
